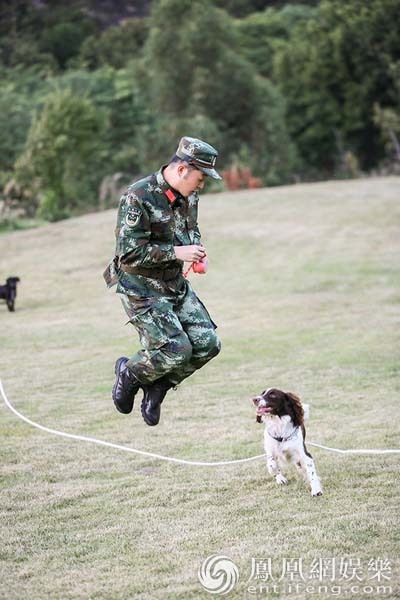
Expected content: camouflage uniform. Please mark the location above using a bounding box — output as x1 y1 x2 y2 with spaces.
105 138 221 387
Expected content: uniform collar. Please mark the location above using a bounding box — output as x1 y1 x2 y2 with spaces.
156 165 183 205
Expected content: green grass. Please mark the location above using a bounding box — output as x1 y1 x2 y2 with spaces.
1 177 399 599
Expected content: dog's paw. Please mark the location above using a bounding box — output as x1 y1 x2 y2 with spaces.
311 489 323 497
276 474 288 485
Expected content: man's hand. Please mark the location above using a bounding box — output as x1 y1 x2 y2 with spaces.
174 245 207 263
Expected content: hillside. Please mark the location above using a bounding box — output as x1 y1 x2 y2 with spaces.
1 177 399 599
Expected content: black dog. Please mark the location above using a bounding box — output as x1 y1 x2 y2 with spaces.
0 277 21 311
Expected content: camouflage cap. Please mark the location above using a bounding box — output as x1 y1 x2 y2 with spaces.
176 136 222 180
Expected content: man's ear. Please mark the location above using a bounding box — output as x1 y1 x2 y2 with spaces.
176 163 187 178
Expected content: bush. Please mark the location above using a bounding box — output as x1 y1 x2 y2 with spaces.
15 88 106 221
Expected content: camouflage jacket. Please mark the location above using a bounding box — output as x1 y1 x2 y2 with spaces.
108 166 202 301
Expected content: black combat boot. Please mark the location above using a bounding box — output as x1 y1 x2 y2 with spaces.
141 377 174 426
112 357 141 414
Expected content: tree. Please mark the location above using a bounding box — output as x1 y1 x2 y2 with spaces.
273 0 400 175
77 18 149 70
43 65 148 176
0 1 96 71
0 65 54 192
15 89 106 220
373 103 400 165
140 0 297 183
215 0 319 18
0 73 35 184
236 4 316 78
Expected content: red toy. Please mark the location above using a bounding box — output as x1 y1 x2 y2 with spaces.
184 257 209 278
192 257 209 273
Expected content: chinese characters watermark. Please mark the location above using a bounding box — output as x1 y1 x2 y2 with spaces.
198 555 393 596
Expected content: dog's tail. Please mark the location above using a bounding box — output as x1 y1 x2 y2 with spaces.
302 403 310 421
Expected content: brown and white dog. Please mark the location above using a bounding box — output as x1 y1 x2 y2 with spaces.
252 388 323 497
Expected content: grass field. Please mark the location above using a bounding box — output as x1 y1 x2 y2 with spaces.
1 177 399 599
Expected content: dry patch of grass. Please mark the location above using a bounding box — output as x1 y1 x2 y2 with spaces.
1 177 399 599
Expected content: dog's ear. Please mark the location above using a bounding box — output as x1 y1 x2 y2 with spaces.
284 392 304 427
256 415 262 424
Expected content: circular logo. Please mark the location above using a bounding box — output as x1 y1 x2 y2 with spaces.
198 554 239 595
125 206 141 227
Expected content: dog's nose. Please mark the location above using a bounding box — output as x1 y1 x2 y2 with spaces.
252 396 266 407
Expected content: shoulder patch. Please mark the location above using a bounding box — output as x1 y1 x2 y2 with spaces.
125 206 142 227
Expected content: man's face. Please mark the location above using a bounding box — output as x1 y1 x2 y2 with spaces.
178 166 207 197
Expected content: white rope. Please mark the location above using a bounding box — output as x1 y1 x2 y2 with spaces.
307 441 400 455
0 380 264 466
1 380 399 466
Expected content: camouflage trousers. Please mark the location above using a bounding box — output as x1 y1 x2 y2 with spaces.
120 281 221 386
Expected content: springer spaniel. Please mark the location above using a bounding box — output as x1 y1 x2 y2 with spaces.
252 388 323 497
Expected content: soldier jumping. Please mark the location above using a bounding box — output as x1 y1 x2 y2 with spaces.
104 137 222 426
